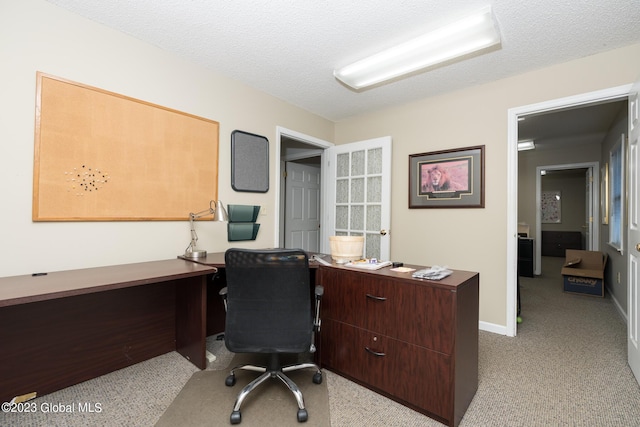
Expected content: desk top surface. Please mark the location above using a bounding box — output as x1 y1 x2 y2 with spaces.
0 258 217 307
1 252 478 308
182 252 478 290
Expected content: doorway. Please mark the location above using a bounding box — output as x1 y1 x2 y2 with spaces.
534 163 598 275
507 84 632 336
275 127 331 251
276 128 393 259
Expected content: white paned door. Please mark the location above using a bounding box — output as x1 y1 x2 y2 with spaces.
585 168 593 249
628 75 640 386
284 161 321 252
323 137 392 260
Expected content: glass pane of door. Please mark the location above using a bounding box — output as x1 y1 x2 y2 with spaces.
329 143 389 259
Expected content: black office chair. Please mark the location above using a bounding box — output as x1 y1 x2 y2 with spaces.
220 248 323 424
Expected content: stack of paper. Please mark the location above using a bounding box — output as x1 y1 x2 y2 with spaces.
412 266 452 280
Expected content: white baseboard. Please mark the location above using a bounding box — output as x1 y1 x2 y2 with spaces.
479 320 508 336
609 288 628 323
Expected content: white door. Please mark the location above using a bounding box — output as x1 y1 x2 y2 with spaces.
322 137 392 260
284 161 321 252
585 168 593 249
628 75 640 385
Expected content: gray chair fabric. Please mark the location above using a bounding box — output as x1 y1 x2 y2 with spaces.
221 248 323 424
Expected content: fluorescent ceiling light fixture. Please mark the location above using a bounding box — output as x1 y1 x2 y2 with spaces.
334 8 501 90
517 140 535 151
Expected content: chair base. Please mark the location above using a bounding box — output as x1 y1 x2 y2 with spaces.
225 356 323 424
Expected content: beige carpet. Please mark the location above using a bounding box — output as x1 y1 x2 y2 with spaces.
3 257 640 426
156 352 330 427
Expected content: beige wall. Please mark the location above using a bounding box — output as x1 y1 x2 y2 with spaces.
601 106 630 311
541 173 587 232
518 143 601 241
0 0 333 276
334 44 640 329
3 0 640 331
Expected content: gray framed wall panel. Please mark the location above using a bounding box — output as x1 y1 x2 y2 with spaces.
231 130 269 193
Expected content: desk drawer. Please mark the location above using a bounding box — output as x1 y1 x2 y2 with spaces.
319 268 454 353
320 319 452 420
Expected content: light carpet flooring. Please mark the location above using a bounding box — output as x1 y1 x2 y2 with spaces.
2 256 639 426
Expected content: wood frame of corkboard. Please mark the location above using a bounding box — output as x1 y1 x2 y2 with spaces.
33 72 219 221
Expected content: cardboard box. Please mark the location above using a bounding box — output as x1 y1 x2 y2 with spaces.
561 249 607 297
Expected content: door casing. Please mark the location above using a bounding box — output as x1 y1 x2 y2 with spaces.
275 126 332 249
534 162 599 275
507 84 632 337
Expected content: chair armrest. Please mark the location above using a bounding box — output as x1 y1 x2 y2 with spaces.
219 287 228 311
313 286 323 333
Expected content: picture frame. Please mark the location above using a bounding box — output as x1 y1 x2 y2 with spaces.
409 145 485 208
541 190 562 223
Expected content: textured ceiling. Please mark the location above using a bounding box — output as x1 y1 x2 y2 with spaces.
518 100 628 150
45 0 640 123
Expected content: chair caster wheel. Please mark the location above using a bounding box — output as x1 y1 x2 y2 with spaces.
312 372 323 384
225 374 236 387
230 411 242 424
297 408 308 422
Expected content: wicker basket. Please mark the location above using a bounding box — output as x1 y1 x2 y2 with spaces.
329 236 364 264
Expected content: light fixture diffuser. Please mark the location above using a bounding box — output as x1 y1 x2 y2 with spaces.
517 140 535 151
334 8 501 90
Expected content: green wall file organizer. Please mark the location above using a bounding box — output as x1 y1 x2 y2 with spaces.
227 223 261 241
227 205 260 222
227 205 260 241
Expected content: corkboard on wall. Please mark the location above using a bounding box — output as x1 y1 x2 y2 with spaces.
33 72 219 221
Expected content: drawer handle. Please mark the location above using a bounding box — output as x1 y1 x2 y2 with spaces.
365 294 387 301
365 347 386 357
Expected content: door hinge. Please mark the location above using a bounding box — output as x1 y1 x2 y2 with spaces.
283 171 287 179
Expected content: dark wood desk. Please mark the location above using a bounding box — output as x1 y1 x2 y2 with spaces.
185 252 479 427
0 253 478 427
0 259 217 403
317 262 478 427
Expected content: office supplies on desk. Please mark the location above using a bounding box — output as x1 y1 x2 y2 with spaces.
311 255 332 266
412 266 452 280
345 259 392 270
390 266 415 273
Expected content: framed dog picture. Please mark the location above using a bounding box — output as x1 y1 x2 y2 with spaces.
409 145 485 208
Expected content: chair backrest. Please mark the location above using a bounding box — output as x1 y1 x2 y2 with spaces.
224 248 312 354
